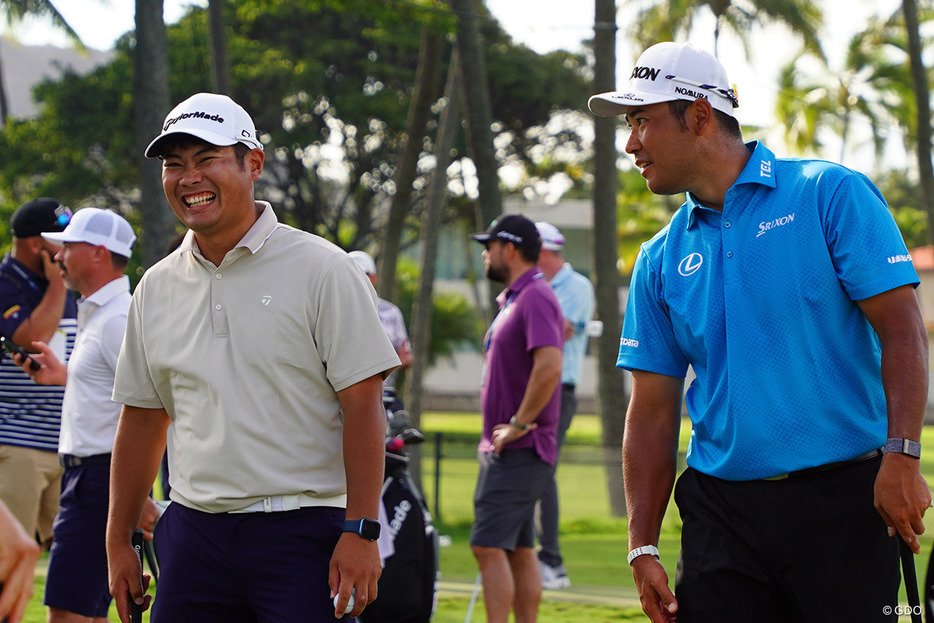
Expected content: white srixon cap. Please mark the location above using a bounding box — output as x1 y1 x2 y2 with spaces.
588 42 738 117
42 207 137 258
145 92 263 158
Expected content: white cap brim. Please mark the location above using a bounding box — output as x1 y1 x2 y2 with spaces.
146 129 246 158
588 90 680 117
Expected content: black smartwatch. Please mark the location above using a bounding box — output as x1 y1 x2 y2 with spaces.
343 518 381 541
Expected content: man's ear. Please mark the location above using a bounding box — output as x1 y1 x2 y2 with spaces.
690 98 714 134
248 148 265 180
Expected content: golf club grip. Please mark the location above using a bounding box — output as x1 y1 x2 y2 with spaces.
130 529 144 623
899 536 922 623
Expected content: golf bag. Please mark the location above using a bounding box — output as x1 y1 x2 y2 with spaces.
359 394 440 623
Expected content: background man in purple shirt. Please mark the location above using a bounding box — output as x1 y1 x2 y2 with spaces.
469 214 563 623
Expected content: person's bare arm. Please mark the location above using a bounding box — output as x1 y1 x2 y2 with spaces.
858 285 932 553
490 345 562 453
11 249 68 348
329 374 386 618
0 499 39 623
106 406 169 622
624 369 683 623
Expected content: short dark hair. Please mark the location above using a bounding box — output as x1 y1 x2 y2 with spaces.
667 99 742 138
110 253 130 271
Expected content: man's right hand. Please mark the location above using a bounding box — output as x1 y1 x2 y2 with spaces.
107 540 151 623
39 248 63 286
631 555 678 623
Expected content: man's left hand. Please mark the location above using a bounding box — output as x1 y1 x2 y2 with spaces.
491 421 536 455
874 452 931 553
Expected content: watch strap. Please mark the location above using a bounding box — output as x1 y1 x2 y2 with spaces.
343 518 380 541
627 544 660 565
882 438 921 459
509 415 528 430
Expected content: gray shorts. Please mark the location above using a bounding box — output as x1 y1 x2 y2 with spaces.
470 449 551 551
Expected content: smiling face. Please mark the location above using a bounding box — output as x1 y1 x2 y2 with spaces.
624 101 699 196
160 138 264 248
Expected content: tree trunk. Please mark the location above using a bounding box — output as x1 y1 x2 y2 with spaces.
405 47 462 490
902 0 934 246
0 41 8 126
134 0 176 267
592 0 627 517
450 0 501 319
207 0 232 96
378 27 445 301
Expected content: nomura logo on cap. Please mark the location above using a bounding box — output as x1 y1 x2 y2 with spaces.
163 111 226 132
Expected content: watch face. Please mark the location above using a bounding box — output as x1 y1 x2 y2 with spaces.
360 518 381 541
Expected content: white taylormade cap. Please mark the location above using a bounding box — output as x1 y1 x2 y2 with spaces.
588 42 738 117
42 207 137 258
145 92 263 158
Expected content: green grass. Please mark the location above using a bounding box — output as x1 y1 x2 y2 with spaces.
16 414 934 622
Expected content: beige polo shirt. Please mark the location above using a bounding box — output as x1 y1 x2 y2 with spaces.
113 203 400 513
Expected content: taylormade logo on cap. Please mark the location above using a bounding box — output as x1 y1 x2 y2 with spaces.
145 92 262 158
163 111 225 132
588 42 738 117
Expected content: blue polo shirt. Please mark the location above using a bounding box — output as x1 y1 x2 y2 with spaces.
617 141 919 481
549 263 594 386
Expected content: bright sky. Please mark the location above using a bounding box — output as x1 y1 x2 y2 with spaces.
3 0 909 170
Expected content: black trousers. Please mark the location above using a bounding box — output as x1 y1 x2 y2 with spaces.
674 455 899 622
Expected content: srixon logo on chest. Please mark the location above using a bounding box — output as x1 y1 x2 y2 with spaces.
631 66 661 81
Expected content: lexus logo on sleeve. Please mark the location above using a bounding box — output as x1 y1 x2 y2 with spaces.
678 253 703 276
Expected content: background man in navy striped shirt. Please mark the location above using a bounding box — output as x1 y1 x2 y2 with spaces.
0 198 77 548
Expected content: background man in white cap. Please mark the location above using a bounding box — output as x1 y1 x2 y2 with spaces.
0 198 77 551
14 207 156 623
349 250 412 412
590 42 929 622
106 92 399 622
532 221 593 590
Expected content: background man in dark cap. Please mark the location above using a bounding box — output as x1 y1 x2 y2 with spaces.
469 214 563 623
0 198 77 548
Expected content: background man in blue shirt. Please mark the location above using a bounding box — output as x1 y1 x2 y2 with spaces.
589 41 930 622
533 221 594 590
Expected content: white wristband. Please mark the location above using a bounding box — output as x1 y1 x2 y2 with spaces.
627 544 660 565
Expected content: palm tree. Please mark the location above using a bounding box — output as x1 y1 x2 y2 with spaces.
901 0 934 244
774 27 896 165
134 0 176 268
206 0 231 96
630 0 823 59
592 0 627 517
0 0 81 123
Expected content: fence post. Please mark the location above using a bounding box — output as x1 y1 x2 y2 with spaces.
434 431 443 524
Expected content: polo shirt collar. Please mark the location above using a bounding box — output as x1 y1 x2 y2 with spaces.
550 263 572 286
685 140 777 230
177 201 279 260
496 266 544 307
81 275 130 308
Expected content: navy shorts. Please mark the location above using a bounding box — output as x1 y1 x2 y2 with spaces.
44 463 112 617
674 455 899 622
470 449 551 551
152 503 352 623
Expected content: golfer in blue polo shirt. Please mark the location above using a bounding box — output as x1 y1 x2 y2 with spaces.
589 41 930 622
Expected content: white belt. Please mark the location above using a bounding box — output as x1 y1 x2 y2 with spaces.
229 493 318 514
